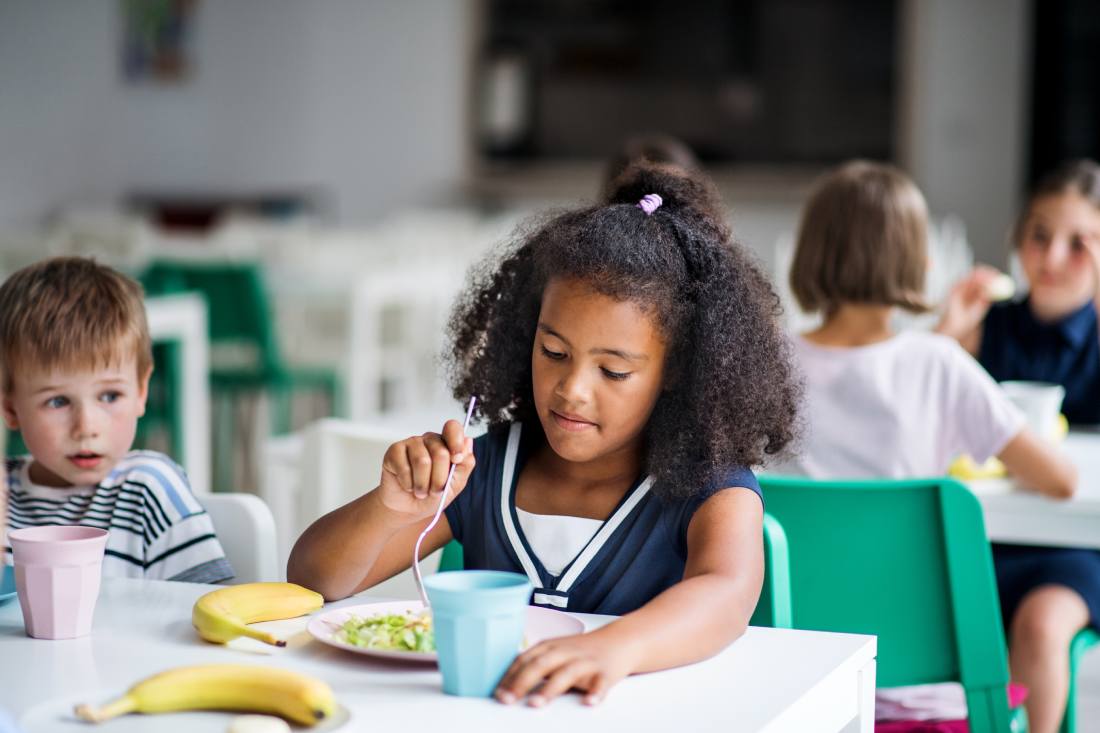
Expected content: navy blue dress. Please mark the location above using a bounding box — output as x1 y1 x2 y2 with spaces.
444 422 761 616
979 297 1100 629
979 297 1100 425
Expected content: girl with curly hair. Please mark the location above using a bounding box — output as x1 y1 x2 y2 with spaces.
289 163 799 707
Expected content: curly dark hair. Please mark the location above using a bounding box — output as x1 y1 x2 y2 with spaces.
446 163 800 499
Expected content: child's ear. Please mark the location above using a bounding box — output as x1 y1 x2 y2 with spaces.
2 392 19 430
135 365 153 418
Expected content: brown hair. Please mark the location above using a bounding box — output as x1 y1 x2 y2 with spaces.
0 257 152 392
1013 159 1100 248
789 160 929 315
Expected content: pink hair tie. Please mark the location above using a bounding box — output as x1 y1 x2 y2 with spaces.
637 193 663 216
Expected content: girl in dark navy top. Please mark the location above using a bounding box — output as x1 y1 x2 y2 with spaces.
938 159 1100 732
289 163 799 708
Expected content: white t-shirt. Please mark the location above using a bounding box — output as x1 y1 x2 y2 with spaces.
778 331 1025 479
516 507 602 577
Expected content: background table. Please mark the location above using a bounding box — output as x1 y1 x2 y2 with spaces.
967 430 1100 550
0 578 876 733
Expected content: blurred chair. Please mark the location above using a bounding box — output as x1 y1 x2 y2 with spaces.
134 340 184 460
201 492 280 584
749 514 792 629
141 260 341 490
757 475 1023 733
1064 628 1099 733
286 418 462 597
348 264 466 419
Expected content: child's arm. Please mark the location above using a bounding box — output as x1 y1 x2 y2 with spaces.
495 488 764 707
286 420 474 601
935 266 1002 355
997 429 1077 500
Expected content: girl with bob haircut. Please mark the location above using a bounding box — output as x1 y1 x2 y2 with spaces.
290 163 799 707
938 159 1100 732
781 160 1077 729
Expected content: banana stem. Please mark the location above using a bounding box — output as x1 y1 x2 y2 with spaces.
240 625 286 647
74 695 137 723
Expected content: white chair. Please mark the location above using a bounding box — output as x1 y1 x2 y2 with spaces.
347 263 469 420
201 492 281 584
285 417 473 598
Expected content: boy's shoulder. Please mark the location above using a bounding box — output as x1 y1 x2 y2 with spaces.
105 451 201 517
108 450 188 483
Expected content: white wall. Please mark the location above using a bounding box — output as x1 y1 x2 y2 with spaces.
0 0 471 228
898 0 1031 269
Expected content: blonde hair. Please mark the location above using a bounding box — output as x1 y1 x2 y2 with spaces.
0 257 152 391
789 160 929 315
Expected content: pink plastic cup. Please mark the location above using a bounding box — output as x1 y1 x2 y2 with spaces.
9 526 109 639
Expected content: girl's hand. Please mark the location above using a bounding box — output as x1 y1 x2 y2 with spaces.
376 419 475 527
936 265 1001 343
494 631 640 708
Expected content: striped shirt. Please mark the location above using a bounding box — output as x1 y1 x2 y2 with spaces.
4 451 233 583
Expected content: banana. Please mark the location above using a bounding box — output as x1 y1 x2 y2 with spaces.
192 582 324 647
74 663 336 726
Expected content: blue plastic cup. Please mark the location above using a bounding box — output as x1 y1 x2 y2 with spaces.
425 570 533 697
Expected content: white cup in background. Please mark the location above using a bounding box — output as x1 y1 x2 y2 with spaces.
1001 381 1066 442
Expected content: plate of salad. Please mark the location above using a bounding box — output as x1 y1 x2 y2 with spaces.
306 600 585 662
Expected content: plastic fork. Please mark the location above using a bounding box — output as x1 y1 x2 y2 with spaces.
412 396 477 609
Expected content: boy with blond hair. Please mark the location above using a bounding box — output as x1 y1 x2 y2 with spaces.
0 257 232 582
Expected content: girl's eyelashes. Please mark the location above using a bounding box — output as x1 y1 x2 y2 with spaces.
541 344 632 380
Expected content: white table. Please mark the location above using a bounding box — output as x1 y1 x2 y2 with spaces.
0 578 877 733
145 294 210 495
967 430 1100 550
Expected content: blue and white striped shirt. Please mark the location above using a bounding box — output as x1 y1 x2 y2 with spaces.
4 451 233 583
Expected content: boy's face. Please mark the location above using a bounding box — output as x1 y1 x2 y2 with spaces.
2 356 151 487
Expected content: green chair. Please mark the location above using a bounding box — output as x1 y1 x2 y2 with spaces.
134 340 184 460
141 261 341 489
750 513 792 629
437 540 464 573
1063 628 1099 733
758 475 1023 733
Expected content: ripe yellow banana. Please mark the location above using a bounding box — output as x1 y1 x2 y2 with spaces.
192 582 324 647
74 663 336 726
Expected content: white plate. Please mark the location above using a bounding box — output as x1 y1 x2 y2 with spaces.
306 600 585 663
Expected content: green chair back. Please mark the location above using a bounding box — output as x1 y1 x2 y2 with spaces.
758 475 1013 732
437 540 464 573
750 513 792 628
1063 627 1100 733
141 261 281 379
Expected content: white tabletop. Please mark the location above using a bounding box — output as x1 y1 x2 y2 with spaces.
0 578 876 733
966 430 1100 550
